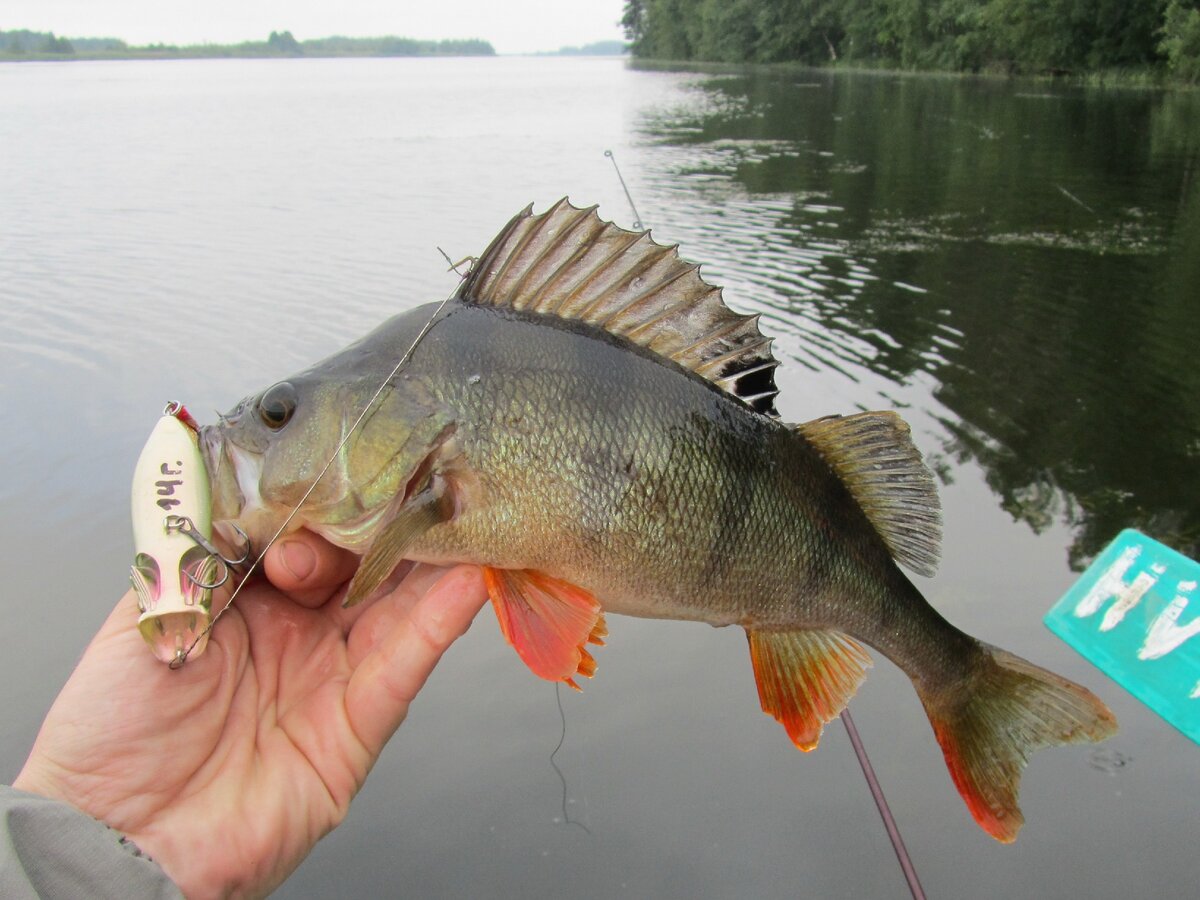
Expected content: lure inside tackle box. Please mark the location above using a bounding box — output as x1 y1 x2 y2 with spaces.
1045 529 1200 744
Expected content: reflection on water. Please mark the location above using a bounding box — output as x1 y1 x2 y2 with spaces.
630 67 1200 569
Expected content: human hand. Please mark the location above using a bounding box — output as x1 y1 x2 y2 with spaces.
13 530 487 898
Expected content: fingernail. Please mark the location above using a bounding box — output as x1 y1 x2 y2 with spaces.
280 540 316 581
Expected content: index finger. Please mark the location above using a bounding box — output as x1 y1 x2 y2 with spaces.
343 564 488 756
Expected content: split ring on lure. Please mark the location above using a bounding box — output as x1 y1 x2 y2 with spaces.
129 402 248 665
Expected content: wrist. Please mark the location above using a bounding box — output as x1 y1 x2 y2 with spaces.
0 784 184 898
13 758 74 810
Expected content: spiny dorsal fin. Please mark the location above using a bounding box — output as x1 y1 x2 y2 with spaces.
459 198 780 416
796 411 942 577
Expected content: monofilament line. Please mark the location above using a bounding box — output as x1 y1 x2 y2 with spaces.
170 272 466 668
604 150 643 231
550 682 591 833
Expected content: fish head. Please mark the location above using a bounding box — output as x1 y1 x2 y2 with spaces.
200 311 457 552
200 374 453 551
200 373 346 548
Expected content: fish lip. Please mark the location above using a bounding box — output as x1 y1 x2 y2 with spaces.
197 425 225 491
198 423 248 520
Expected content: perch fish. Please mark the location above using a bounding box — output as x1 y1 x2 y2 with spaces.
200 200 1117 841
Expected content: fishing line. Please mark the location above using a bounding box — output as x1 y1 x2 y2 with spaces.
600 157 925 896
604 150 643 231
549 682 591 834
170 260 469 668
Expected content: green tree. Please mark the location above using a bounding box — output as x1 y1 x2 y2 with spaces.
695 0 760 61
636 0 700 59
41 32 75 54
624 0 1180 77
839 0 895 60
267 30 303 55
1087 0 1168 68
622 0 649 49
1160 0 1200 81
752 0 845 62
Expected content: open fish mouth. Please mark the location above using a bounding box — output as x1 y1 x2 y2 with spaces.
198 424 253 524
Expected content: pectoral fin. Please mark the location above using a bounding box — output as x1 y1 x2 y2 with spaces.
747 628 872 751
484 567 608 690
343 481 451 607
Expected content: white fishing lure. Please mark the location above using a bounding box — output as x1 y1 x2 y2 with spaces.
129 403 217 664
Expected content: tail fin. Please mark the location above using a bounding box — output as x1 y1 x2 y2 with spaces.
919 645 1117 843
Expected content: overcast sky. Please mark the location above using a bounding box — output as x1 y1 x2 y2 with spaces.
1 0 628 55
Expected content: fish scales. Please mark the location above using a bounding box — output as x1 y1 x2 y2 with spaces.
201 200 1116 843
393 304 877 636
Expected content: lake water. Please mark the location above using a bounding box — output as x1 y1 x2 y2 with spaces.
2 56 1198 898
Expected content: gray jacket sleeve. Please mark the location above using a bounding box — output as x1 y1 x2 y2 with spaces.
0 786 182 899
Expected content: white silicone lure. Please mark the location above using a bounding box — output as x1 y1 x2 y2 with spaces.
129 404 216 664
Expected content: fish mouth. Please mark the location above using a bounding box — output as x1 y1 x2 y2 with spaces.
199 424 254 523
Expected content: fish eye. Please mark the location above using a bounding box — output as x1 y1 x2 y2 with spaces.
257 382 297 430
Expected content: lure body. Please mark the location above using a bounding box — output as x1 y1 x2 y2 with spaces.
130 405 216 664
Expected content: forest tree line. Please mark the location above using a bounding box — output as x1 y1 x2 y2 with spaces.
621 0 1200 81
0 29 495 60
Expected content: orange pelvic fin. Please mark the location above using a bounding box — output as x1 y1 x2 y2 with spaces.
920 645 1117 843
747 628 873 751
483 567 607 690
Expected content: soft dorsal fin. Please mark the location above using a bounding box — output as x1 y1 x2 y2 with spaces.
796 411 942 577
459 198 780 416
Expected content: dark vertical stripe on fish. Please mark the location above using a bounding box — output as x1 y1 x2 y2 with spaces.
700 419 755 589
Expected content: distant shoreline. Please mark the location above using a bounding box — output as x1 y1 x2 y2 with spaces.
0 30 627 62
0 30 496 62
0 51 497 63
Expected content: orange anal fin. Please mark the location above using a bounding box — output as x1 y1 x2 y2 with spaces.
747 628 872 752
484 567 607 689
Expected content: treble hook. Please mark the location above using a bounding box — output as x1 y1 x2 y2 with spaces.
219 523 253 566
184 555 230 591
159 259 463 668
166 516 252 567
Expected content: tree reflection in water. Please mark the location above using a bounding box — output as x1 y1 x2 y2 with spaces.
636 67 1200 567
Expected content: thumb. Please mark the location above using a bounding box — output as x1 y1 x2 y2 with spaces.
263 529 359 608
